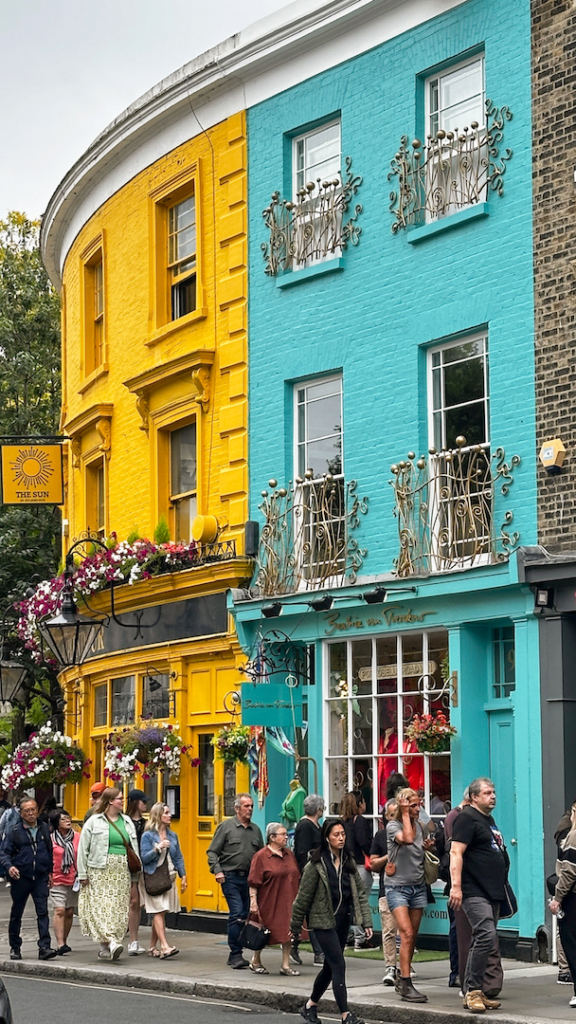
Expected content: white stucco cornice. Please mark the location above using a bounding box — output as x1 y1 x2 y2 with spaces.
41 0 468 289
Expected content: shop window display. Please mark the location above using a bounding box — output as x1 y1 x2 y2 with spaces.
326 631 452 826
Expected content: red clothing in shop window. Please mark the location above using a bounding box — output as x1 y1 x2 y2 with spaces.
377 731 424 809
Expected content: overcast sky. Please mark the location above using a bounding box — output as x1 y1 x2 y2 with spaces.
0 0 288 219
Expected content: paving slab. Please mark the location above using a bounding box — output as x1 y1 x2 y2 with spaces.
0 888 569 1024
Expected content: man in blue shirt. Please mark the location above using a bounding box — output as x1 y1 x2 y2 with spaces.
0 798 58 960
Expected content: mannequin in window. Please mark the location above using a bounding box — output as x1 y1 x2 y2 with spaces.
377 699 423 810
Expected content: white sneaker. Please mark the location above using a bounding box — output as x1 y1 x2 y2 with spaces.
109 939 123 961
128 941 145 956
569 994 576 1008
382 965 397 986
98 947 112 960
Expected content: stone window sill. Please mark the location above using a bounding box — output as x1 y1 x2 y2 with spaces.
407 202 489 244
276 257 345 288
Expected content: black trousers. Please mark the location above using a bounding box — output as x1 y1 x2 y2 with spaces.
310 911 350 1014
9 875 51 951
559 891 576 997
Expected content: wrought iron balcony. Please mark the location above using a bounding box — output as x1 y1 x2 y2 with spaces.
261 158 362 276
388 100 513 232
389 438 521 577
254 474 368 596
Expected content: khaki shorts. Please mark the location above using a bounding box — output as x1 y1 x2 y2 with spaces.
50 884 79 910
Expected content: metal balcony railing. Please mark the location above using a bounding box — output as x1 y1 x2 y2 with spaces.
388 100 513 232
261 158 363 276
389 438 521 577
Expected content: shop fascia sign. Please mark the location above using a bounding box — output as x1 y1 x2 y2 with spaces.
323 605 437 636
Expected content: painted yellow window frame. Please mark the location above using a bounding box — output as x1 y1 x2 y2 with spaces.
79 232 109 389
148 161 207 345
85 454 107 541
150 396 203 544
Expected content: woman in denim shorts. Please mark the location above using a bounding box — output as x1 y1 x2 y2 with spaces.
385 788 435 1004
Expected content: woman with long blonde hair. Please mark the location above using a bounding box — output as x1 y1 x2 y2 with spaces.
140 802 187 958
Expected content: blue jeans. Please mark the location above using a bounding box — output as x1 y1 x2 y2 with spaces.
385 883 428 911
221 872 249 958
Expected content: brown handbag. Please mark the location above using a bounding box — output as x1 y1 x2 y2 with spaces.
107 816 142 873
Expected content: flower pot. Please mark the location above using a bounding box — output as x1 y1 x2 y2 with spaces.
415 737 451 754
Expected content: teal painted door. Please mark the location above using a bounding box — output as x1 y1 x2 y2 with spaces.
488 709 518 927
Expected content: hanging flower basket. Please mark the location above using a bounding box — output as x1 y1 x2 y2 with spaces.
0 723 91 791
212 724 250 767
104 724 193 782
405 712 457 754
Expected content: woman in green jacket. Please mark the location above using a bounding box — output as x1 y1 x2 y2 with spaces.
290 818 373 1024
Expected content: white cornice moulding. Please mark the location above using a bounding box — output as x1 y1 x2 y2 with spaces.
41 0 468 289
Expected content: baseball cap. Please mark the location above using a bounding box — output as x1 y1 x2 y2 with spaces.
128 789 148 803
90 782 106 796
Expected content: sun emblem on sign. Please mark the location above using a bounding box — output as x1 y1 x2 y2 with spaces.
10 447 54 489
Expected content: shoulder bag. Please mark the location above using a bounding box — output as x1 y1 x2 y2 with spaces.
239 911 271 951
420 822 440 885
107 816 142 873
385 832 399 876
143 846 172 897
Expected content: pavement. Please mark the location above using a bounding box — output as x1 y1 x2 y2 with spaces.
0 888 571 1024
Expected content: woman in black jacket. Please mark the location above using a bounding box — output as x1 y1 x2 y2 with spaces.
339 791 373 950
290 818 372 1024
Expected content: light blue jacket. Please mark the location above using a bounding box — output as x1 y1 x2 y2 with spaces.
77 813 139 880
140 827 186 877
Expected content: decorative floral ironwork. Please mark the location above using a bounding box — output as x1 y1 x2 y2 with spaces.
261 157 363 276
241 630 312 684
388 100 513 232
389 437 521 577
254 474 368 595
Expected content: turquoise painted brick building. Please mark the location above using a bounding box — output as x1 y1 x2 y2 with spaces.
232 0 543 957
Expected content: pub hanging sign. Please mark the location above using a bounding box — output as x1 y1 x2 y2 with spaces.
1 444 64 505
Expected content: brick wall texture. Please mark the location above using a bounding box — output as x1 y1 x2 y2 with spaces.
533 0 576 551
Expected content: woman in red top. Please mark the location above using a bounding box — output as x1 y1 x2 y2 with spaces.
248 822 301 976
49 810 80 955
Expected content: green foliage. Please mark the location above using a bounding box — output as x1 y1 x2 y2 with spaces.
126 528 141 544
153 516 171 544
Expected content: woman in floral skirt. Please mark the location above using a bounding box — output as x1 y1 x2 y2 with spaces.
77 787 140 960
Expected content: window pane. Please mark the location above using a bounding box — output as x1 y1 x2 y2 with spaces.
94 684 107 727
328 700 348 756
198 734 214 817
329 643 347 697
305 378 342 402
442 339 484 364
401 633 423 693
111 675 135 726
304 437 342 477
142 673 170 719
169 196 196 265
443 357 485 407
296 122 340 192
352 698 372 755
445 401 486 448
171 423 197 495
306 393 342 443
327 757 348 815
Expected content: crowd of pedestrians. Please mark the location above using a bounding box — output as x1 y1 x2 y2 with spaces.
1 773 572 1017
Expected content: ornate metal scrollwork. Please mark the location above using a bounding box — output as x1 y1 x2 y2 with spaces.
389 437 521 577
254 474 368 596
388 100 513 232
261 157 363 276
241 629 312 684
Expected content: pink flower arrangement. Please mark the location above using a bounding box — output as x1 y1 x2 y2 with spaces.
1 723 91 790
404 711 457 753
104 723 195 781
17 535 199 666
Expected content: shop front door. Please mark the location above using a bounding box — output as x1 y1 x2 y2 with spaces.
190 729 236 913
488 709 518 925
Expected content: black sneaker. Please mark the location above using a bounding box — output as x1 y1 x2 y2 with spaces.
38 948 58 960
300 1005 321 1024
313 953 325 966
228 954 249 969
57 944 72 955
9 949 21 960
290 946 303 965
343 1013 365 1024
558 972 572 985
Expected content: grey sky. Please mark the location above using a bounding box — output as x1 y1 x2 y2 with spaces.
0 0 287 219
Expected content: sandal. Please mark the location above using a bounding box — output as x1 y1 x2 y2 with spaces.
159 946 179 959
147 948 161 957
249 961 269 974
280 966 300 976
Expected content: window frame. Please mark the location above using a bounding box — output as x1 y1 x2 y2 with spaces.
293 374 343 481
425 54 486 140
80 232 108 385
292 120 342 202
427 332 490 453
111 674 136 727
167 193 197 321
290 121 342 271
149 162 205 340
85 455 107 541
168 420 198 543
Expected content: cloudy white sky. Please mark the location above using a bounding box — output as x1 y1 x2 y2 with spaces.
0 0 288 219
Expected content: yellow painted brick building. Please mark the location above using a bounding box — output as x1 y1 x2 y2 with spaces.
44 109 252 915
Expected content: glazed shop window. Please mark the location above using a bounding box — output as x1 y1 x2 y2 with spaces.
111 675 135 726
93 683 108 728
169 194 196 320
492 626 515 699
142 672 170 719
170 422 197 541
326 631 452 825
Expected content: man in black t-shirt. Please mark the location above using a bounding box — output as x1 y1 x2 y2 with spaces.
450 777 508 1014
